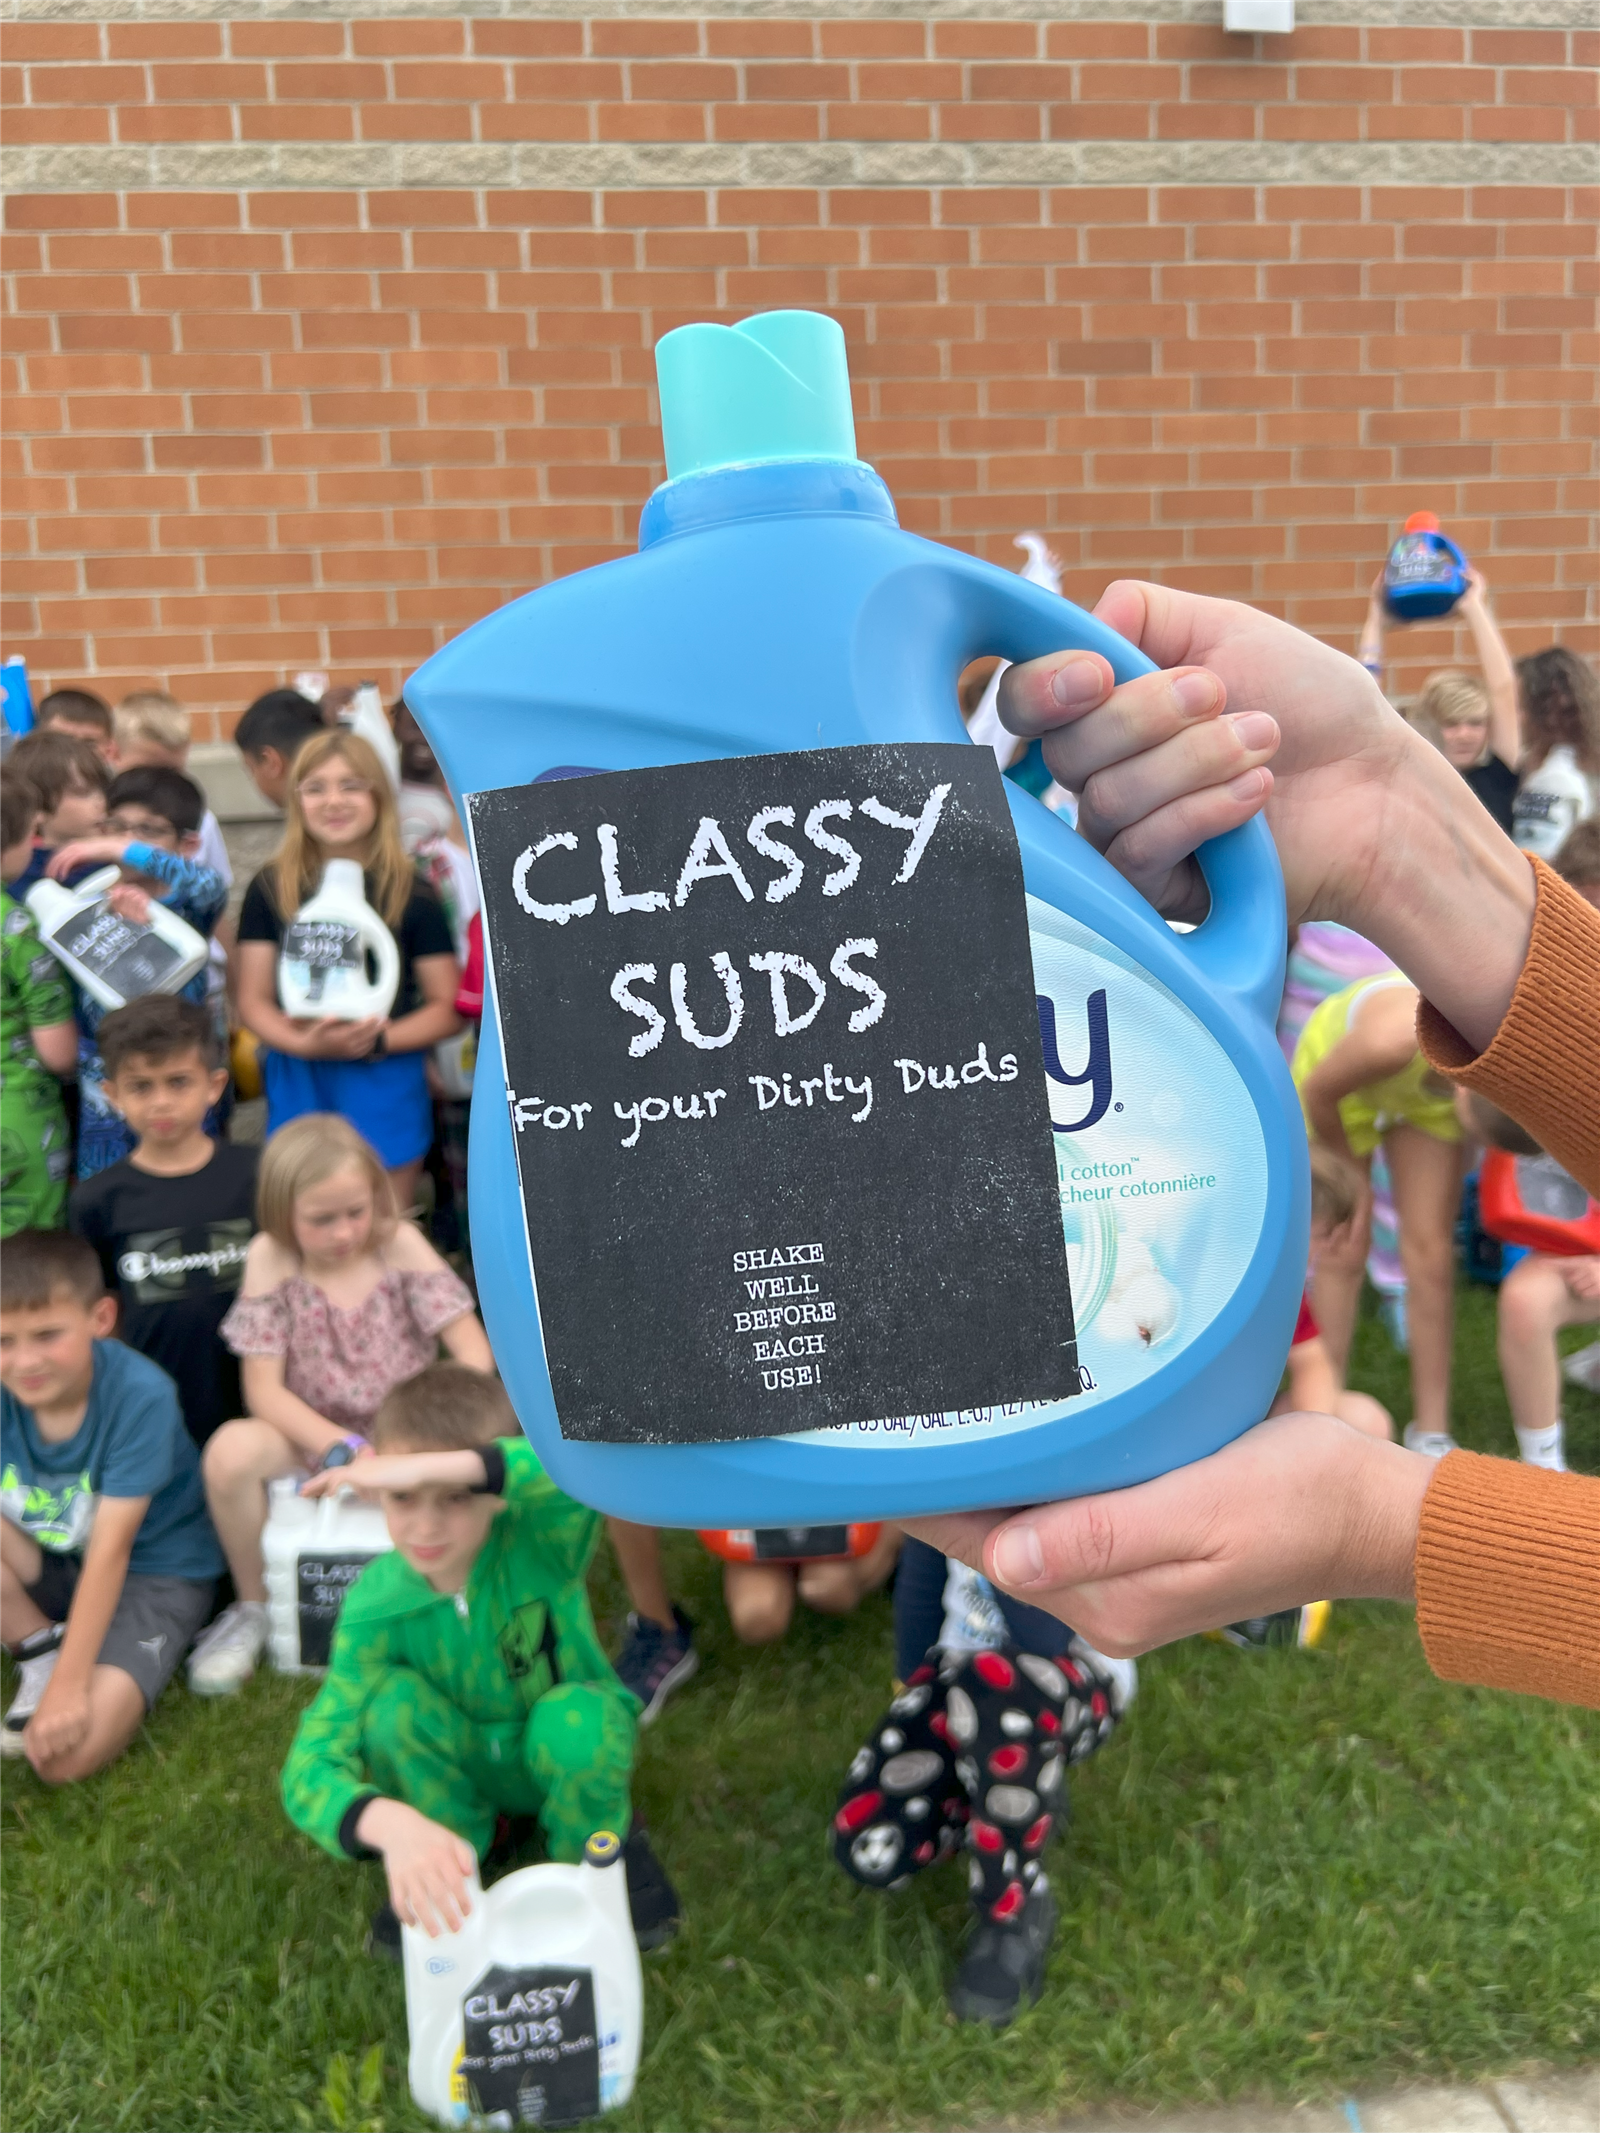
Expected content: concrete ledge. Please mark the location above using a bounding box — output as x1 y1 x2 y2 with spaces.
188 741 277 827
4 139 1592 193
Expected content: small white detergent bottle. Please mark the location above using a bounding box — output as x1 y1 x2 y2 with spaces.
262 1474 393 1672
405 1830 643 2130
277 859 400 1021
26 865 208 1012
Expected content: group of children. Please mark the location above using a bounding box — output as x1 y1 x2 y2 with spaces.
1 640 1596 2038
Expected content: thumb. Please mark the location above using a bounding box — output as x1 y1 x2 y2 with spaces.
1093 579 1219 675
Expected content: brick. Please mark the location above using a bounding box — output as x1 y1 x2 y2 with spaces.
1469 30 1567 65
229 22 347 57
0 25 100 60
706 22 813 59
273 61 386 100
1367 28 1463 63
149 62 267 100
1045 25 1149 60
106 23 222 58
821 23 925 59
351 19 465 55
28 64 146 104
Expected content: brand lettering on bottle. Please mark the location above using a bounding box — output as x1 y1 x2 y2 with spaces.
1037 988 1112 1133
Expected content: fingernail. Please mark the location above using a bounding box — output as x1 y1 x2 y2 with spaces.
1172 670 1220 717
992 1522 1045 1588
1227 767 1269 801
1229 710 1277 752
1050 657 1107 711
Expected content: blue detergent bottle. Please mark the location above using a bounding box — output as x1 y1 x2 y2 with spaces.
406 310 1308 1525
1382 511 1470 622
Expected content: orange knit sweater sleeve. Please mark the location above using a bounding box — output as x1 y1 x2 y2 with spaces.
1417 855 1600 1195
1409 854 1600 1710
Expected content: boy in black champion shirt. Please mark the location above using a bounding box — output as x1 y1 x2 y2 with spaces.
70 997 256 1449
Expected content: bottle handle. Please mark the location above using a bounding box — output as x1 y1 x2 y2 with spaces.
362 917 402 1014
950 562 1286 1028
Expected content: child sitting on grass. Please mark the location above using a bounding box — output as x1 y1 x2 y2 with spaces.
192 1112 490 1697
0 1228 221 1776
1 770 77 1236
43 764 228 1180
70 996 258 1452
281 1362 679 1958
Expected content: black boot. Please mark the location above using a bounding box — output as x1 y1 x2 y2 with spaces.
365 1902 402 1963
948 1881 1057 2027
623 1825 681 1953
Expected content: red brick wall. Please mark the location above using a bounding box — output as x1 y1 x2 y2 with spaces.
3 12 1596 736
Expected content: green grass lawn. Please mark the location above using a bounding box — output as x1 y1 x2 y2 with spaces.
4 1282 1598 2133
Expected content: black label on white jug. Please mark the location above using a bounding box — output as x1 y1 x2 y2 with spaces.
53 903 182 999
295 1551 372 1667
281 919 362 1004
459 1964 599 2128
469 743 1076 1445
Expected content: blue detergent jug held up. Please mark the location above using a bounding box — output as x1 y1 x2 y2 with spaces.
1382 511 1470 623
406 310 1308 1526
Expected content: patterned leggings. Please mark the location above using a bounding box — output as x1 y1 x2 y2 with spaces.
832 1643 1121 1923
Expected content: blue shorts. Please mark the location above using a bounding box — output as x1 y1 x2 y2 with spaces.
261 1049 434 1170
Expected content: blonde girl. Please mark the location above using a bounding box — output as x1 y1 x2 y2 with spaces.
234 728 461 1209
189 1114 492 1696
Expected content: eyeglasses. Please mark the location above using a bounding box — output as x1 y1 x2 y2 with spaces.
107 811 177 840
298 776 374 801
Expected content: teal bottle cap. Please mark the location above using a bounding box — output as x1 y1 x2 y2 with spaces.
654 309 861 481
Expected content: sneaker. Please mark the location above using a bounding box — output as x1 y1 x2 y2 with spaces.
949 1883 1058 2027
622 1825 681 1953
612 1606 697 1726
1403 1423 1459 1460
187 1600 269 1696
365 1902 402 1963
1213 1602 1329 1650
2 1627 64 1756
1561 1339 1600 1393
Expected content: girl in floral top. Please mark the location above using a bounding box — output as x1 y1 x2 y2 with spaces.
189 1113 492 1696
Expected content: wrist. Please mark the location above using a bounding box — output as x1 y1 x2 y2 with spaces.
1331 1433 1432 1602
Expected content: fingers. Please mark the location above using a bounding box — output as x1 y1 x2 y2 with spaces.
1064 691 1276 827
984 1460 1229 1597
1088 769 1274 902
994 651 1116 739
1034 666 1225 787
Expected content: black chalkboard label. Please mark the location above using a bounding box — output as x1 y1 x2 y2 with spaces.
458 1965 599 2128
468 743 1076 1446
50 901 182 1000
753 1525 850 1560
281 919 365 1004
295 1551 373 1667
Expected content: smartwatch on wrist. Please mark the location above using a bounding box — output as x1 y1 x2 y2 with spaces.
319 1434 370 1473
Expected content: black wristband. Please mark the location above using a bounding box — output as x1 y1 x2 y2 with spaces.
338 1794 382 1859
472 1442 508 1497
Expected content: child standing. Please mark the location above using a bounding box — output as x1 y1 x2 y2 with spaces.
3 731 110 899
191 1113 490 1696
233 729 460 1212
281 1362 679 1956
1512 648 1600 862
1 772 77 1235
34 687 114 756
833 1537 1132 2027
0 1228 221 1775
69 996 257 1451
1292 974 1465 1458
44 765 228 1181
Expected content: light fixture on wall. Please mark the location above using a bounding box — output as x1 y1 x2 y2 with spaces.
1224 0 1295 29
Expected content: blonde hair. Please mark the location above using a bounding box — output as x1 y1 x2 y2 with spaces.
115 689 190 758
372 1362 513 1452
1309 1144 1360 1231
256 1113 397 1254
270 727 413 927
1408 671 1489 764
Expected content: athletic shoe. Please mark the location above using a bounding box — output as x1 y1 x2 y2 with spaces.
1213 1601 1330 1650
612 1606 698 1726
187 1601 269 1696
623 1825 681 1953
1561 1339 1600 1393
1 1626 64 1756
1403 1423 1459 1460
948 1882 1058 2027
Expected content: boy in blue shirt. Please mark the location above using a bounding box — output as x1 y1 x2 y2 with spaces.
41 764 228 1180
0 1227 221 1778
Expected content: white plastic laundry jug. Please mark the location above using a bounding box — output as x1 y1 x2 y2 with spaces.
277 858 401 1022
262 1473 393 1673
405 1832 642 2130
26 864 208 1012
